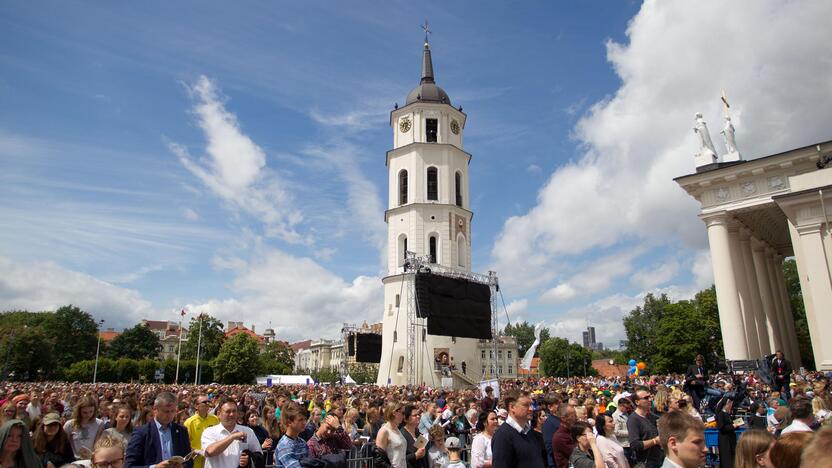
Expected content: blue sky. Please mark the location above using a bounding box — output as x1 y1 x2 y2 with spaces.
2 1 831 345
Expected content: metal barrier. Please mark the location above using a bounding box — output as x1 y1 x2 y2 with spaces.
263 446 472 468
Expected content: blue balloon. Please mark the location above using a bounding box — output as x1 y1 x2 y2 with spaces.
629 359 637 366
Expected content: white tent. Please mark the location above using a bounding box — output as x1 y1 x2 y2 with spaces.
256 374 314 386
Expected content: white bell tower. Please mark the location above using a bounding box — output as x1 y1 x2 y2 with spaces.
376 34 482 387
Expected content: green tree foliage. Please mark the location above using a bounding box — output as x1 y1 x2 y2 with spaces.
783 259 814 369
181 315 225 362
503 321 551 357
348 363 379 384
623 287 722 373
309 368 340 385
212 333 261 384
1 327 56 381
41 305 99 370
258 342 295 375
538 337 596 377
106 324 162 360
622 293 671 362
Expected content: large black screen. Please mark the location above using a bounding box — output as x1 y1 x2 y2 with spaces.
414 272 492 339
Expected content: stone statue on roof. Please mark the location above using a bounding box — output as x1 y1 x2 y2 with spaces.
694 112 718 166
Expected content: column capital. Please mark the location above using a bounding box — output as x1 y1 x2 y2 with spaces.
701 211 731 228
796 223 824 236
751 236 768 251
739 227 753 241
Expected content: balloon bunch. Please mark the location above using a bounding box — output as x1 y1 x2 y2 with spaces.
627 359 647 377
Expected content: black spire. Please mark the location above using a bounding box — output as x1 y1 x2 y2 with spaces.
421 42 434 84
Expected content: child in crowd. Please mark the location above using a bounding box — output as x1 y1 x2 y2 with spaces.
444 437 465 468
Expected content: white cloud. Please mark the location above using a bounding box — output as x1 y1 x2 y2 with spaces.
171 76 307 244
691 249 714 290
504 299 528 323
185 248 383 341
539 248 644 304
526 164 542 174
492 0 832 301
539 283 577 304
631 259 680 290
0 256 152 328
183 208 199 221
302 142 387 263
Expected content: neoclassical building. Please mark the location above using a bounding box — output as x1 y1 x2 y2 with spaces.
676 135 832 371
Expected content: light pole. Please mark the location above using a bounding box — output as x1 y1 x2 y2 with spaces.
92 319 105 384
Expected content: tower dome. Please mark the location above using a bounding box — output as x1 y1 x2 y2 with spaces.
405 42 452 106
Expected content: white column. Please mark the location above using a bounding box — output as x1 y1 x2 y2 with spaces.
763 247 790 357
728 223 760 357
793 224 832 371
739 229 769 356
703 213 749 360
751 237 783 352
773 254 801 365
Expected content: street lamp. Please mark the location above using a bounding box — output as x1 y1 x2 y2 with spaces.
92 319 105 384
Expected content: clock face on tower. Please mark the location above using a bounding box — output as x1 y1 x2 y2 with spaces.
399 117 412 133
450 119 460 135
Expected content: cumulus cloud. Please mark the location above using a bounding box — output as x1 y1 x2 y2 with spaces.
493 0 832 308
631 259 680 290
184 248 383 341
170 76 307 244
0 256 152 328
539 249 644 304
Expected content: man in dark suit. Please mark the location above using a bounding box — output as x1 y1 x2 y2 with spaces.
126 392 194 468
770 350 792 400
491 389 547 468
684 355 708 411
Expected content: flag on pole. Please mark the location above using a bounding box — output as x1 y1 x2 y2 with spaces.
520 322 544 371
180 309 186 317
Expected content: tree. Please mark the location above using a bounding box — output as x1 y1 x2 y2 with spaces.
538 337 596 377
258 342 295 375
503 321 551 357
623 293 671 362
622 287 723 374
181 315 225 362
41 305 99 371
348 363 379 384
106 324 162 360
1 327 56 381
212 333 261 384
783 259 814 369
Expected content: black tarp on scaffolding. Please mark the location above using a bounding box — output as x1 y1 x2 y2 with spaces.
414 272 492 339
355 333 382 363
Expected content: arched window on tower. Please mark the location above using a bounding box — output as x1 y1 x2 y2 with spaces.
398 170 408 205
455 172 463 207
429 235 437 263
457 234 466 268
398 234 408 267
427 167 438 201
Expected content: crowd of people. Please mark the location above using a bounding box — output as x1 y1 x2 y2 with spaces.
0 352 830 468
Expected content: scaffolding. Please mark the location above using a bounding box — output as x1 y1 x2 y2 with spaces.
402 251 500 386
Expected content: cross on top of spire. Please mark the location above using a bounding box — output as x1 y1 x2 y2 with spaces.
421 19 431 46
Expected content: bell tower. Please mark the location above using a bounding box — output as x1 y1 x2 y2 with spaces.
377 32 480 386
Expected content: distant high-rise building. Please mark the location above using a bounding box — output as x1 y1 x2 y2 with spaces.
582 326 598 349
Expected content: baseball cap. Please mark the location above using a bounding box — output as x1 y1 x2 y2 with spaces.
42 412 61 426
445 437 461 449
